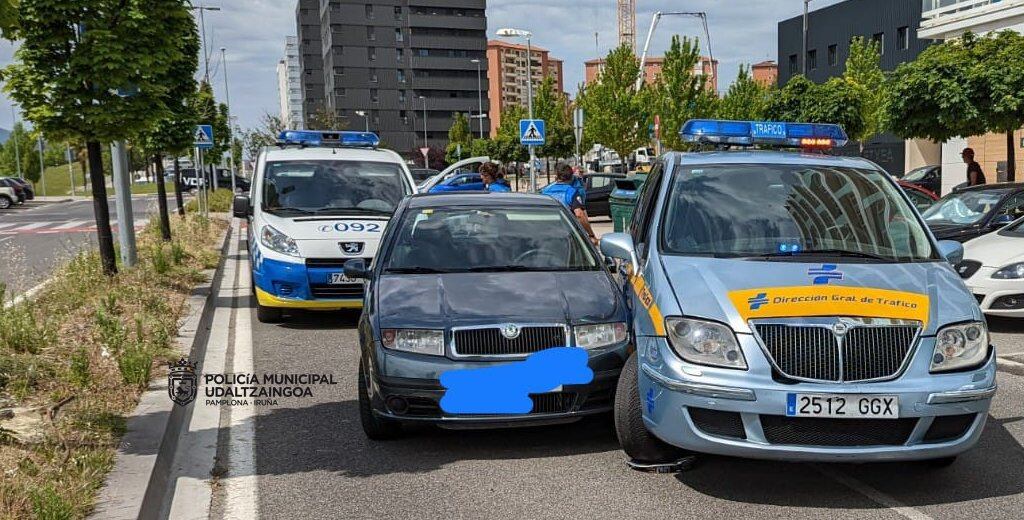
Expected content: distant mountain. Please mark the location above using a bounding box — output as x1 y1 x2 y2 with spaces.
0 127 9 144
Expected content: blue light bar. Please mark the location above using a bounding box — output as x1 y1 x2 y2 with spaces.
680 119 848 148
277 130 380 148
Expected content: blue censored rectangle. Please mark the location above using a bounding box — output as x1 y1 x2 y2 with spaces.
787 393 797 416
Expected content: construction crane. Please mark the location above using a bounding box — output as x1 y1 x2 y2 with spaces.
617 0 636 52
634 11 713 92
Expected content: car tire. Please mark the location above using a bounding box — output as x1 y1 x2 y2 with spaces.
0 195 11 209
255 301 283 323
614 352 687 463
358 360 403 440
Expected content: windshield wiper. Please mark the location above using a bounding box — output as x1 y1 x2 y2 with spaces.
266 206 314 215
384 267 455 274
463 265 568 273
313 207 392 215
750 249 892 261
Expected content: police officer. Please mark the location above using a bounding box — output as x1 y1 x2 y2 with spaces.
480 162 511 192
542 163 598 244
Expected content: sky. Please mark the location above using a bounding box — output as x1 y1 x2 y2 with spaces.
0 0 846 132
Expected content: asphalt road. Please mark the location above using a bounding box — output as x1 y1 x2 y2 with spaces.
0 195 179 296
198 225 1024 520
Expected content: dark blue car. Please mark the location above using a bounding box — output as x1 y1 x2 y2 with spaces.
344 192 630 438
428 172 484 193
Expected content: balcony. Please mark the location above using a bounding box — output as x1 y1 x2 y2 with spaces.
920 0 1024 39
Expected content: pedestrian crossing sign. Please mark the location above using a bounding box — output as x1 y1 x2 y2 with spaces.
519 119 546 146
194 125 214 150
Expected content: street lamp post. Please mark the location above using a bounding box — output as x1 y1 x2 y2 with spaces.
10 106 21 178
419 96 428 148
803 0 811 75
355 110 369 132
220 47 236 193
496 28 537 192
471 59 485 139
190 4 222 83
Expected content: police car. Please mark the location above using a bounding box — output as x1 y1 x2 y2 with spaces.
233 130 415 322
602 120 995 469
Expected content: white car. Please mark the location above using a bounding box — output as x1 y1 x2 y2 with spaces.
0 185 16 209
416 156 490 192
959 216 1024 317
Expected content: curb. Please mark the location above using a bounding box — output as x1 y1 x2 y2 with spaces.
997 357 1024 377
90 223 233 520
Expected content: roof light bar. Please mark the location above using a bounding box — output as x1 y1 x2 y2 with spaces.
277 130 380 148
680 119 849 149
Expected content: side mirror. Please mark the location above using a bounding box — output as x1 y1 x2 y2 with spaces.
232 195 251 218
344 258 371 280
600 232 639 274
937 240 964 265
990 214 1014 228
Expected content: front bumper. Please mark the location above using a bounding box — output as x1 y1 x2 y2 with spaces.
367 341 628 428
638 335 997 462
253 255 364 309
966 268 1024 317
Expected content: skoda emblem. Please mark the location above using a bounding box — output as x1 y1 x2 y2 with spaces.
340 242 364 256
500 324 521 340
832 322 850 337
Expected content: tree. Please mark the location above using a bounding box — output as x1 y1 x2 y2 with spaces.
491 104 529 164
716 65 771 122
411 145 445 170
576 44 649 168
650 36 717 150
765 75 865 140
242 113 285 164
970 31 1024 181
469 138 492 158
0 0 17 40
306 103 346 131
4 0 197 275
845 37 886 150
0 122 41 181
445 112 472 163
533 75 574 160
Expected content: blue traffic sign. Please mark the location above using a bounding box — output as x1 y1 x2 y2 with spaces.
519 119 546 146
194 125 214 150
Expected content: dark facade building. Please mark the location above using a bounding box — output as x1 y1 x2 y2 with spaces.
778 0 934 175
297 0 490 156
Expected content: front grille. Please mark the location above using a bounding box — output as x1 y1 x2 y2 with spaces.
688 408 746 439
305 257 371 268
923 414 976 443
754 320 920 383
760 415 916 446
955 260 982 279
453 326 566 356
309 284 364 299
530 392 576 414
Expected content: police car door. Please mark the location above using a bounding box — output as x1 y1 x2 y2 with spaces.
625 160 667 336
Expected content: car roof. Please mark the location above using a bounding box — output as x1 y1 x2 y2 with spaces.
407 192 559 208
262 145 406 164
954 182 1024 193
669 150 881 169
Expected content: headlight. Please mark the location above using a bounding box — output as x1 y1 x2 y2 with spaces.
260 225 299 256
992 262 1024 279
665 317 747 370
931 321 988 373
574 322 628 349
381 329 444 356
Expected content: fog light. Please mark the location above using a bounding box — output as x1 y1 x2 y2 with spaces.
386 396 409 415
993 294 1024 310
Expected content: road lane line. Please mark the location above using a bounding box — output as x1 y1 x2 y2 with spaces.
223 222 259 518
13 221 52 231
814 465 932 520
0 223 17 230
52 219 91 230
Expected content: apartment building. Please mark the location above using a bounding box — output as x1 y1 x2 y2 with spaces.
486 39 565 137
277 36 305 130
583 55 718 92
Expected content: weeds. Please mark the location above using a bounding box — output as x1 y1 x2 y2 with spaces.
0 284 55 355
150 244 171 275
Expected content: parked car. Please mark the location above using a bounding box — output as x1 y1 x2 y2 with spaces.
409 168 439 184
0 178 26 204
345 192 629 439
417 157 490 192
902 165 941 194
4 177 35 200
957 216 1024 318
898 180 939 212
584 173 626 217
0 183 17 209
923 183 1024 242
428 172 485 193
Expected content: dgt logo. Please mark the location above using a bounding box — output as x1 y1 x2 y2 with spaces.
748 293 770 310
809 264 844 285
168 357 199 406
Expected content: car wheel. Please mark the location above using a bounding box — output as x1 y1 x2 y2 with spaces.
614 352 687 463
358 360 403 440
922 456 957 468
255 301 283 323
0 195 11 209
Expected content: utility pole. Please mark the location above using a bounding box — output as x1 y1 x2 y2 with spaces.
11 106 21 178
221 47 236 193
66 143 76 196
111 141 138 267
803 0 811 75
191 4 221 83
36 136 46 196
420 96 428 148
471 59 484 139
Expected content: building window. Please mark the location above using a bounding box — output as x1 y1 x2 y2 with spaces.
400 110 409 125
365 4 373 18
394 6 402 19
897 26 909 50
417 49 428 57
371 89 379 103
369 68 378 82
368 47 376 61
373 113 380 125
807 49 817 71
338 88 346 97
396 48 404 61
395 28 404 42
828 45 837 67
367 26 375 41
788 54 798 74
873 32 885 55
397 69 406 83
399 90 407 103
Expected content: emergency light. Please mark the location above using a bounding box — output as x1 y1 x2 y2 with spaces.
277 130 380 148
680 119 848 149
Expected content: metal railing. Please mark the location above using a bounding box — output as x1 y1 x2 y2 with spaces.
922 0 1010 19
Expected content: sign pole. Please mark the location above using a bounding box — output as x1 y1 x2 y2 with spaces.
111 141 138 267
66 143 76 196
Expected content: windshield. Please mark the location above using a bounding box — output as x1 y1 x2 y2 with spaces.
922 189 1011 225
902 166 933 182
661 164 934 261
262 160 409 215
385 207 599 273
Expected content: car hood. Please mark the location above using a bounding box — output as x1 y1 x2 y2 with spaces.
259 211 390 241
376 271 623 328
658 256 979 336
963 232 1024 267
928 222 980 240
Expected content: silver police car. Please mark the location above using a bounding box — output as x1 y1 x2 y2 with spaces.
603 120 996 467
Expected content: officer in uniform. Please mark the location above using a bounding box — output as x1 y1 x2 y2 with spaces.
480 162 511 192
541 163 598 244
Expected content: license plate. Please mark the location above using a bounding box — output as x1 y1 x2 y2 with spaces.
786 393 899 419
328 272 356 285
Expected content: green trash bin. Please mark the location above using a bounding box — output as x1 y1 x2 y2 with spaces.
608 174 648 233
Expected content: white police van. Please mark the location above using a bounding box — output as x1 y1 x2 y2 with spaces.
233 130 415 322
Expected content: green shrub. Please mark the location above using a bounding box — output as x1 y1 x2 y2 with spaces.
69 348 91 388
0 285 55 355
150 244 171 275
30 485 75 520
170 241 187 265
185 188 234 213
117 343 152 388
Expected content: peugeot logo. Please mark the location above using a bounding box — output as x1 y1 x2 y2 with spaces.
500 324 521 340
339 242 364 255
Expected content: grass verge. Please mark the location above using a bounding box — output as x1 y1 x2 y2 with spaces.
184 188 234 213
0 213 226 519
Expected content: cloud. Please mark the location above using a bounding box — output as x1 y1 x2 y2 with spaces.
1 0 846 132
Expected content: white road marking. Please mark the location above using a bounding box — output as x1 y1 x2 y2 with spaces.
814 465 933 520
0 223 17 230
13 221 52 231
52 219 91 230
